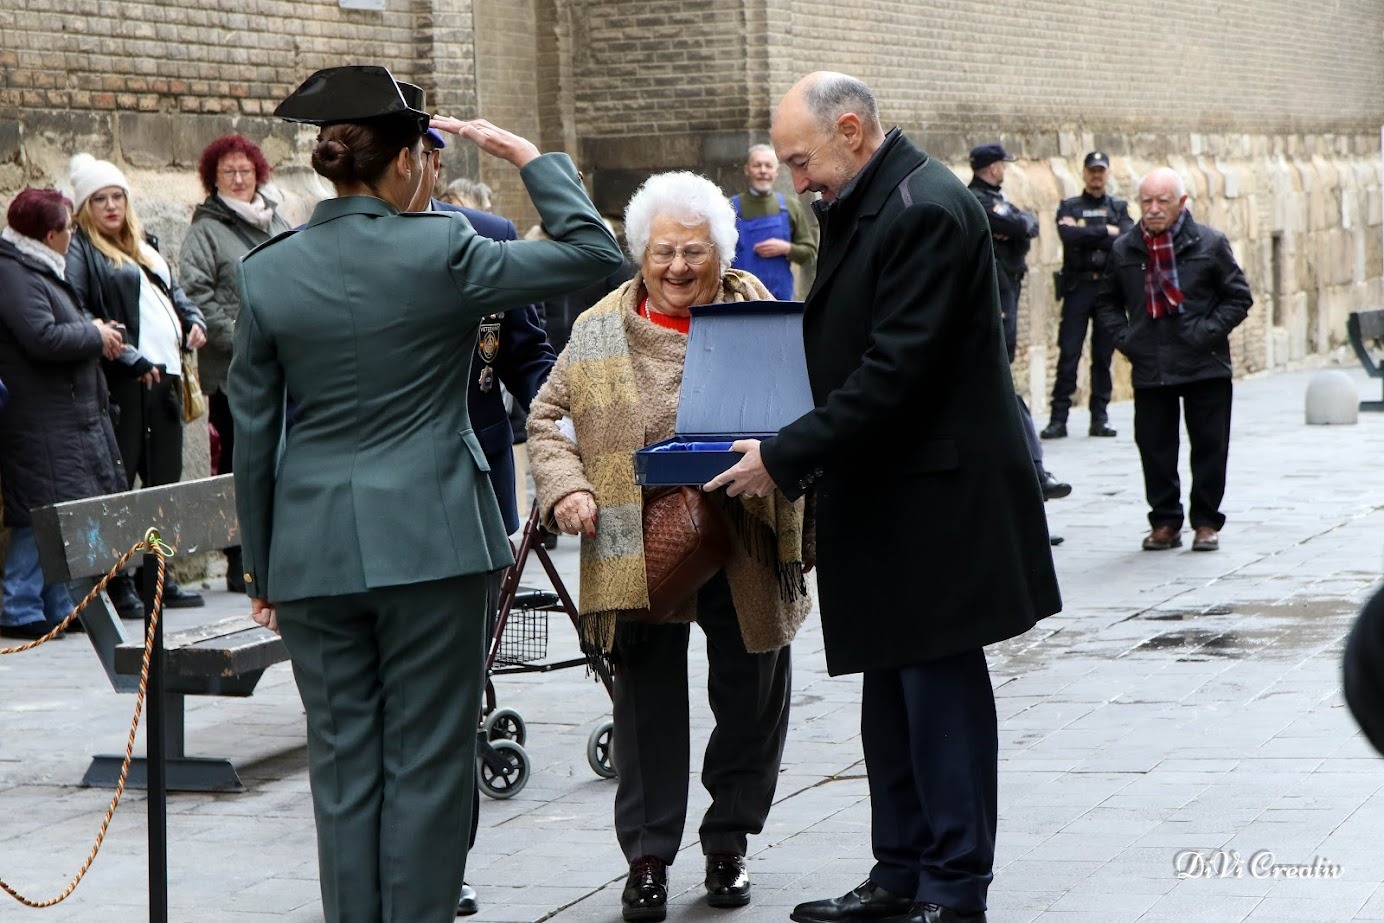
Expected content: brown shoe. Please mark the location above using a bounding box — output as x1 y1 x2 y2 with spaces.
1141 525 1182 551
1192 527 1219 552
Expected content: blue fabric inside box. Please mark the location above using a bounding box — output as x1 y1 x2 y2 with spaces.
634 301 814 486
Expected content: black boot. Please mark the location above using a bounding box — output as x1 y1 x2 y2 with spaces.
225 546 246 594
1039 419 1067 439
107 573 145 620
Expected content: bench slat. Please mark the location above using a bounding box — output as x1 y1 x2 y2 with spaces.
114 617 286 679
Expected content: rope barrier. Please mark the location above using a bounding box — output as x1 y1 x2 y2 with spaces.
0 528 175 908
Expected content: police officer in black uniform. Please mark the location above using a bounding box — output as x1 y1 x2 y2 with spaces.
1041 151 1133 439
968 143 1038 363
967 142 1070 538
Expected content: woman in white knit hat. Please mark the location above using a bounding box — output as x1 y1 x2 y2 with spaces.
65 152 209 611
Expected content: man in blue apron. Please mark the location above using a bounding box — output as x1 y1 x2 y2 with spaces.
730 144 817 300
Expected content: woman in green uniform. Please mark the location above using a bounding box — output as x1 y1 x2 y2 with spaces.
228 66 622 923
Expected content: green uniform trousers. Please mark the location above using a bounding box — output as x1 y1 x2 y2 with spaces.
276 574 488 923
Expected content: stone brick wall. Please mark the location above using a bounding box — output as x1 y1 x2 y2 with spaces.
1 0 1380 407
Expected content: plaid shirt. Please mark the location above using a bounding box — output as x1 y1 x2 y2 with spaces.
1142 211 1187 319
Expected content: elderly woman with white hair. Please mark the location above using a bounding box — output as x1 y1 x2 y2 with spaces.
527 171 812 922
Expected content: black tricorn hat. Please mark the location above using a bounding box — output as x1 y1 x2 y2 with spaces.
275 65 430 132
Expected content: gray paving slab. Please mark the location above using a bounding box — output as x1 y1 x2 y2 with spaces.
3 363 1384 921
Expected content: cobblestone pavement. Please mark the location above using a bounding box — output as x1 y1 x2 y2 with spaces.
3 364 1383 922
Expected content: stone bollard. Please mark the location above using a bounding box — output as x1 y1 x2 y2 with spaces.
1305 369 1360 425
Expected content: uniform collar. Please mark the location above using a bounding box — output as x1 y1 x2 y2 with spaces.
307 194 399 227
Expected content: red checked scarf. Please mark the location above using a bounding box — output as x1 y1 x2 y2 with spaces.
1142 211 1186 319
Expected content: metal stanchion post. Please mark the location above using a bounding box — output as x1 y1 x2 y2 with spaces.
142 551 168 923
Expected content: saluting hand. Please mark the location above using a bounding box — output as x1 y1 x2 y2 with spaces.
430 117 540 170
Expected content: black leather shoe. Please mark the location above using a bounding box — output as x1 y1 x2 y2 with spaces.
1049 535 1064 546
705 853 751 908
622 856 668 922
456 882 479 916
107 574 144 621
902 903 987 923
1038 469 1072 501
790 880 915 923
1039 420 1067 439
160 580 205 609
1 622 55 640
1089 421 1117 437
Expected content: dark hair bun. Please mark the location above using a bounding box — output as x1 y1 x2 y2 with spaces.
311 137 354 183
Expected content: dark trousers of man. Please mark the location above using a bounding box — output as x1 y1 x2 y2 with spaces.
468 572 504 852
1133 378 1232 531
1049 279 1115 424
611 571 791 863
998 282 1020 364
864 648 998 914
277 574 488 923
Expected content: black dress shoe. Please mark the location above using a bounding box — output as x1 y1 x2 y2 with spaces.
1039 420 1067 439
1088 421 1117 437
790 880 915 923
160 581 205 609
622 856 668 922
902 903 987 923
1049 534 1064 546
107 574 145 620
456 882 479 916
705 853 751 908
1 622 55 640
1038 469 1072 501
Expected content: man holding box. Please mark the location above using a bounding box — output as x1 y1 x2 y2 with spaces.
707 72 1060 923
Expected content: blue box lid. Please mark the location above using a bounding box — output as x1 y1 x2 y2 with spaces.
674 301 814 439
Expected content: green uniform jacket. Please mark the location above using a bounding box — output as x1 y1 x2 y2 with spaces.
230 153 622 603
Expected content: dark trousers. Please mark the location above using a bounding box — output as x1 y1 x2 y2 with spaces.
277 574 489 923
208 388 234 476
1133 378 1233 531
611 571 792 863
864 649 997 914
469 571 504 853
1049 280 1115 422
115 375 184 490
998 282 1019 364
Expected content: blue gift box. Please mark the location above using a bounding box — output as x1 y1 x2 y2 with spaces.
633 301 814 486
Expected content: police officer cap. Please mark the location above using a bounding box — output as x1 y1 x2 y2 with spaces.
969 142 1016 170
1084 151 1111 170
275 65 430 133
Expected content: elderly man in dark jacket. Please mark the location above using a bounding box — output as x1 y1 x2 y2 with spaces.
1095 167 1252 553
709 72 1060 923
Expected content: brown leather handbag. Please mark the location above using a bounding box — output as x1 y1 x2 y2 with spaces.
633 486 732 625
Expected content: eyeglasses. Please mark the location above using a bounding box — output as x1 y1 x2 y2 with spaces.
647 243 714 267
218 168 256 179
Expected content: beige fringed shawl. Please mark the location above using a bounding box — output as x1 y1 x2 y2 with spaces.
527 270 811 660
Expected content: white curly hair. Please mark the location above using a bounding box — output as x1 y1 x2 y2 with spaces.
623 171 738 272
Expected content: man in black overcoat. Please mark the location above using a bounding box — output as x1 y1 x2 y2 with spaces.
707 72 1061 923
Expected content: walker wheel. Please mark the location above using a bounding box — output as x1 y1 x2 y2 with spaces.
484 707 527 746
587 718 616 779
478 739 530 799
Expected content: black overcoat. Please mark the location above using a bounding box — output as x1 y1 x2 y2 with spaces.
0 239 125 527
760 130 1061 675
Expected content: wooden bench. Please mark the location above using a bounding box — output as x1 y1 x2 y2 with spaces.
32 475 286 793
1346 309 1384 411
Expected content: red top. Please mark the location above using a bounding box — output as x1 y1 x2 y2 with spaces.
639 297 691 335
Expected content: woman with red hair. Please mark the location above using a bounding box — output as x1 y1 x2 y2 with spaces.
0 189 126 638
180 134 290 591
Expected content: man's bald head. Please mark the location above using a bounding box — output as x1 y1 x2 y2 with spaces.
771 72 885 203
1137 168 1188 235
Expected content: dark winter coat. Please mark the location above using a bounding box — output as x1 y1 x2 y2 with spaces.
0 239 125 527
65 227 206 455
969 176 1039 289
180 194 291 394
759 129 1061 675
1094 212 1253 390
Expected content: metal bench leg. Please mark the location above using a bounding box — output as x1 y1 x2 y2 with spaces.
81 694 246 793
